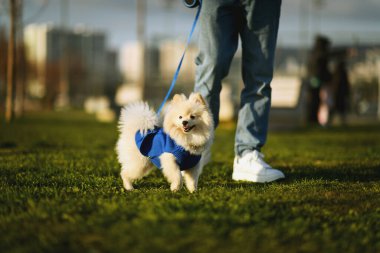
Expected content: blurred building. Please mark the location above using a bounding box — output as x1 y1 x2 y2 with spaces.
119 39 242 110
159 40 198 83
23 24 121 109
118 40 307 124
119 41 160 105
347 46 380 116
118 37 380 124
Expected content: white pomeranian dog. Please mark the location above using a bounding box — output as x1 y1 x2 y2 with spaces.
116 93 214 192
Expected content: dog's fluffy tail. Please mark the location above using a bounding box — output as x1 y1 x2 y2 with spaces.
118 102 158 136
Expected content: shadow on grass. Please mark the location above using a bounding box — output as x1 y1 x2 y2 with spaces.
201 162 380 189
0 141 17 148
281 165 380 183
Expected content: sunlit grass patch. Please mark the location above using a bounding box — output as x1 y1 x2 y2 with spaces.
1 112 379 253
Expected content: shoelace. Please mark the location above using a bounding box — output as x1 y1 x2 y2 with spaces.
242 151 271 168
245 151 264 161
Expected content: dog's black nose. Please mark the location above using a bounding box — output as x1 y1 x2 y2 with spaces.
182 120 188 126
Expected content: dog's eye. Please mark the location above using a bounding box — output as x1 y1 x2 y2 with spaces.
179 116 182 119
190 115 195 120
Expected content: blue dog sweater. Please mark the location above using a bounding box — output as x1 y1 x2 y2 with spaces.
135 127 201 171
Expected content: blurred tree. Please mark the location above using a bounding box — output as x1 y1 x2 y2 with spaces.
0 28 7 116
5 0 18 123
56 0 69 108
1 27 27 118
14 0 25 117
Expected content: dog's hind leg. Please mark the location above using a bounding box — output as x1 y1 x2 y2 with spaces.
120 169 135 190
160 153 182 192
120 164 152 191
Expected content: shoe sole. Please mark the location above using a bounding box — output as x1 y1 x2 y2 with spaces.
232 171 285 183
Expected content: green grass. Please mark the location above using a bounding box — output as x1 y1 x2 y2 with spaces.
1 111 380 253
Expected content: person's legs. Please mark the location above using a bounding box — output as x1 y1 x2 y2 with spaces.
194 0 241 127
235 0 282 156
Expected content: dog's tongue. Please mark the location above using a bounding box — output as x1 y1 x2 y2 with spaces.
183 125 194 132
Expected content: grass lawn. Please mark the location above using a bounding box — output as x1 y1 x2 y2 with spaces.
1 111 380 253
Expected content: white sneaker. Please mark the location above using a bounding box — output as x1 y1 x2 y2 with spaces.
232 150 285 183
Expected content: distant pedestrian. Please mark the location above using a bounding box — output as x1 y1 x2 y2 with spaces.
318 80 334 127
331 59 350 125
306 35 332 125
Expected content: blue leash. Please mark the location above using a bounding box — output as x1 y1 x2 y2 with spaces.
156 1 202 115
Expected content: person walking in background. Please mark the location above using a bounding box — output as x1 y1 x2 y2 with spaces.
194 0 285 183
318 79 334 127
331 57 351 125
306 35 332 126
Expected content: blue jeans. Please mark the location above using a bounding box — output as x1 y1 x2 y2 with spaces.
194 0 282 156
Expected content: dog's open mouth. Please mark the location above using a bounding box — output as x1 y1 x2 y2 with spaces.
183 125 195 132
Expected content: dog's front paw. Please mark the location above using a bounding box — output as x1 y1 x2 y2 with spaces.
170 182 182 192
186 184 197 193
123 181 134 191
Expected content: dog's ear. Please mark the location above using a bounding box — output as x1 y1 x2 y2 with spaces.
172 94 187 103
189 92 206 106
